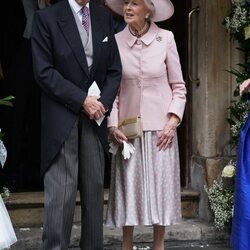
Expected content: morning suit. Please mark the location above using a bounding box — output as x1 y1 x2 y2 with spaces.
31 0 121 249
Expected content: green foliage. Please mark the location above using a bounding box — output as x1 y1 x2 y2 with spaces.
0 96 15 107
227 100 248 146
225 66 249 146
0 131 4 141
223 1 250 147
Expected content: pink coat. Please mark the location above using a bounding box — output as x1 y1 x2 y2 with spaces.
108 22 186 131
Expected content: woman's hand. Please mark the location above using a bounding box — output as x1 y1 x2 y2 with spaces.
157 115 180 151
240 79 250 96
110 127 128 144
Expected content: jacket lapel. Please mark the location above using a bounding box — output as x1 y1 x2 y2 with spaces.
57 0 89 77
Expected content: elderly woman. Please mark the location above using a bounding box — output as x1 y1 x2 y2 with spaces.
105 0 186 249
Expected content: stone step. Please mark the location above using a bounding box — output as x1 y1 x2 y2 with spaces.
12 220 230 250
5 189 199 227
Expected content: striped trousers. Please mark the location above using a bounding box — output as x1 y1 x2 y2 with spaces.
42 114 105 250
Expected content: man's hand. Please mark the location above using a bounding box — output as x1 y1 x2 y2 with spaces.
82 96 106 120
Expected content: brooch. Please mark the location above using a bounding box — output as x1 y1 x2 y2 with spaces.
156 36 162 42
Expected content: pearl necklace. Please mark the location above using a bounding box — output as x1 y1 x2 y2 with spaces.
129 22 150 38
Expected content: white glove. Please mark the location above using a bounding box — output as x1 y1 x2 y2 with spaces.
122 141 135 160
109 141 135 160
0 130 7 168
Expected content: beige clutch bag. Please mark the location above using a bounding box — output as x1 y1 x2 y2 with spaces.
118 116 143 139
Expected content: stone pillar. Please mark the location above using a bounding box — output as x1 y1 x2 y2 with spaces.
189 0 238 220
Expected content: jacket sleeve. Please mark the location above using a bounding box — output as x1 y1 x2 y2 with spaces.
165 31 187 121
98 14 122 115
107 89 120 128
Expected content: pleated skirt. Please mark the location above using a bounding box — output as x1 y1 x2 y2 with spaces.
105 131 182 227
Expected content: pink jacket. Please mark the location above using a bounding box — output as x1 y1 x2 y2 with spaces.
108 22 186 131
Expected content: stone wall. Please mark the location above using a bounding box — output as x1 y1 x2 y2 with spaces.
189 0 241 220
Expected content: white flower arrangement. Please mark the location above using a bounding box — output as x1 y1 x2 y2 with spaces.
224 0 250 40
222 164 236 178
0 187 10 202
224 6 248 34
227 89 249 147
205 161 236 230
0 136 10 202
0 96 14 203
0 129 7 168
232 0 247 6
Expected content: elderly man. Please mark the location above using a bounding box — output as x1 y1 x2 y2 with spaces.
31 0 122 249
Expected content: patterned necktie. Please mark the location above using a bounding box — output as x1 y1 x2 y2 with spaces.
81 6 89 34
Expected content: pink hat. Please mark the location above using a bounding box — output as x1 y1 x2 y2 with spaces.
105 0 174 22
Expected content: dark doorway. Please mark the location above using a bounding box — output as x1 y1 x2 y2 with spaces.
0 1 64 192
0 1 42 192
158 0 192 188
0 0 192 192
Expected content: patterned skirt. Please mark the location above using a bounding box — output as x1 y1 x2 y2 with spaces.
105 131 182 227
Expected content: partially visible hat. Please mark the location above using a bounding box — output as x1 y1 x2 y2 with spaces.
105 0 174 22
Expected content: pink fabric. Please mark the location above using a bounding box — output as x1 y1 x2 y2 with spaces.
105 132 182 227
107 23 187 131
